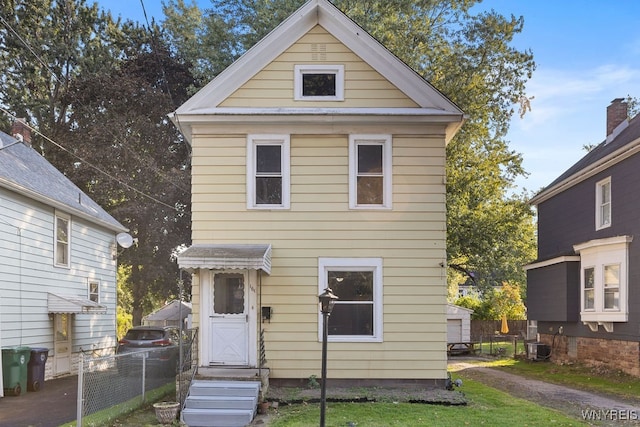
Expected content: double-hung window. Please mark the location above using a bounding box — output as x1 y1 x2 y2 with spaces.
54 212 70 267
247 135 290 209
595 177 611 230
349 135 392 209
318 258 383 342
88 280 100 303
574 235 632 328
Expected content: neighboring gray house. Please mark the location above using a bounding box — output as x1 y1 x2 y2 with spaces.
0 120 128 386
142 300 192 328
526 99 640 377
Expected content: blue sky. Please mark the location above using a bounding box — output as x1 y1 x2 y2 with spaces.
97 0 640 193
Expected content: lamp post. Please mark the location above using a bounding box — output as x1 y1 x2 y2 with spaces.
318 287 338 427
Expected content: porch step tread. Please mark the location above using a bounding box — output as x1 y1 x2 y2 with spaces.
189 380 261 397
181 408 255 427
185 394 258 410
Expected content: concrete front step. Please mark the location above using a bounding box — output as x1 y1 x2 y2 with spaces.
189 380 261 397
181 408 255 427
186 394 258 410
182 380 262 427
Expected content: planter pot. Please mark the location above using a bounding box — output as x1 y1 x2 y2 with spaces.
258 401 270 414
153 401 180 424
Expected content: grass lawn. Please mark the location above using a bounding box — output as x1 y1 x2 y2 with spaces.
267 377 587 427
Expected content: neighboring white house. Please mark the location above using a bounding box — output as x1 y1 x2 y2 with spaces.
0 121 129 387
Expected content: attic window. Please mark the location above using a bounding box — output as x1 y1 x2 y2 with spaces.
294 65 344 101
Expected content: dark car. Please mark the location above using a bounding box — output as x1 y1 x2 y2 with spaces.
116 326 182 376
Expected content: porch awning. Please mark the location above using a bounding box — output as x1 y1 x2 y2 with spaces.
47 293 107 314
177 244 272 275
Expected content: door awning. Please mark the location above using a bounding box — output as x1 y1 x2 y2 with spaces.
177 244 272 275
47 293 107 314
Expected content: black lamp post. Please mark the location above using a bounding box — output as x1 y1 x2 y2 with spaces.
318 287 338 427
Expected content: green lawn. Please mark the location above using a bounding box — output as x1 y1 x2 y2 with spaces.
267 377 587 427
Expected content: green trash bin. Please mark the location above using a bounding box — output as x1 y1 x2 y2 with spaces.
2 346 31 396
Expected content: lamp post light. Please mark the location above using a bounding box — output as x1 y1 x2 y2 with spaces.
318 287 338 427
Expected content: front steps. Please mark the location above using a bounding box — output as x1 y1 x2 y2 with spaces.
181 380 261 427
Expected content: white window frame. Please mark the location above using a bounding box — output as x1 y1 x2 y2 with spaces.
595 177 611 230
294 64 344 101
349 134 392 209
246 134 290 209
318 257 383 343
574 236 631 325
54 211 70 268
88 279 100 304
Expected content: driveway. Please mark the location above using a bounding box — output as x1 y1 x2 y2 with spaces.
449 360 640 426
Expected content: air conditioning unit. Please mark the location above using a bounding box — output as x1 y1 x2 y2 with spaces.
527 342 551 360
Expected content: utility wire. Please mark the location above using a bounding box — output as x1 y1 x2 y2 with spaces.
0 8 190 198
0 106 178 211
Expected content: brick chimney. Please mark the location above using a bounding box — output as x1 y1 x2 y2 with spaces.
11 118 32 146
606 98 628 137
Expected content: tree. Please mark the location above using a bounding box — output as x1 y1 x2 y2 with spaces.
59 42 194 325
166 0 537 295
0 0 194 325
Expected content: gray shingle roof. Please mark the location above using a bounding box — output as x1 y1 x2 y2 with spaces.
0 131 126 232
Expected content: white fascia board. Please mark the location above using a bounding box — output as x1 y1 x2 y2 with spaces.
530 137 640 206
174 1 319 114
316 3 462 113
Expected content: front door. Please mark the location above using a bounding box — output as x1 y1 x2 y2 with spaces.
54 313 71 375
210 273 249 365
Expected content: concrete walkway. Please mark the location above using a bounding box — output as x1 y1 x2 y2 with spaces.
0 375 78 427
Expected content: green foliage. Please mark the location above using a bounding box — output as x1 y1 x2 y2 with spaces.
454 282 526 320
171 0 538 309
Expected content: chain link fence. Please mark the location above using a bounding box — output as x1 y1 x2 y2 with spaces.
76 328 198 425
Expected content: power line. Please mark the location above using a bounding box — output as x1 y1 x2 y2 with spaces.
0 107 179 211
0 7 190 197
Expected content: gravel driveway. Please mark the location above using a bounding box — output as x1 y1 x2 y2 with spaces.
449 360 640 426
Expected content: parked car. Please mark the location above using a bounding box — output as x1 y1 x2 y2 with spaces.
116 326 182 376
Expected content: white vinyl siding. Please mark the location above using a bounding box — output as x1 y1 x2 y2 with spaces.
0 188 117 364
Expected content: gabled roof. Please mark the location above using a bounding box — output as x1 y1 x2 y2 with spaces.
0 131 126 232
530 113 640 206
171 0 464 142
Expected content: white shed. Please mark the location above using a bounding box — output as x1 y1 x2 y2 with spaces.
447 304 473 343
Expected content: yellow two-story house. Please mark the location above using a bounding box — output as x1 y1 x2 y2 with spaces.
173 0 464 388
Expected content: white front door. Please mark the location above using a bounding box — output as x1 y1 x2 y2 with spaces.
54 313 72 375
209 273 249 365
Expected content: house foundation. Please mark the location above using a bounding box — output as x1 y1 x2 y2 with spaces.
539 333 640 377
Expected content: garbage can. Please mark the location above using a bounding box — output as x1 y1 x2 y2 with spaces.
27 348 48 392
1 347 31 396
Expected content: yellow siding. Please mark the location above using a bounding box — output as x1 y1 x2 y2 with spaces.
191 132 448 380
219 26 419 109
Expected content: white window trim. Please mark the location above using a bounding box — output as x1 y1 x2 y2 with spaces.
54 211 70 268
294 64 344 101
595 177 611 230
349 134 392 209
246 134 290 209
88 279 100 304
574 235 631 324
317 257 383 343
